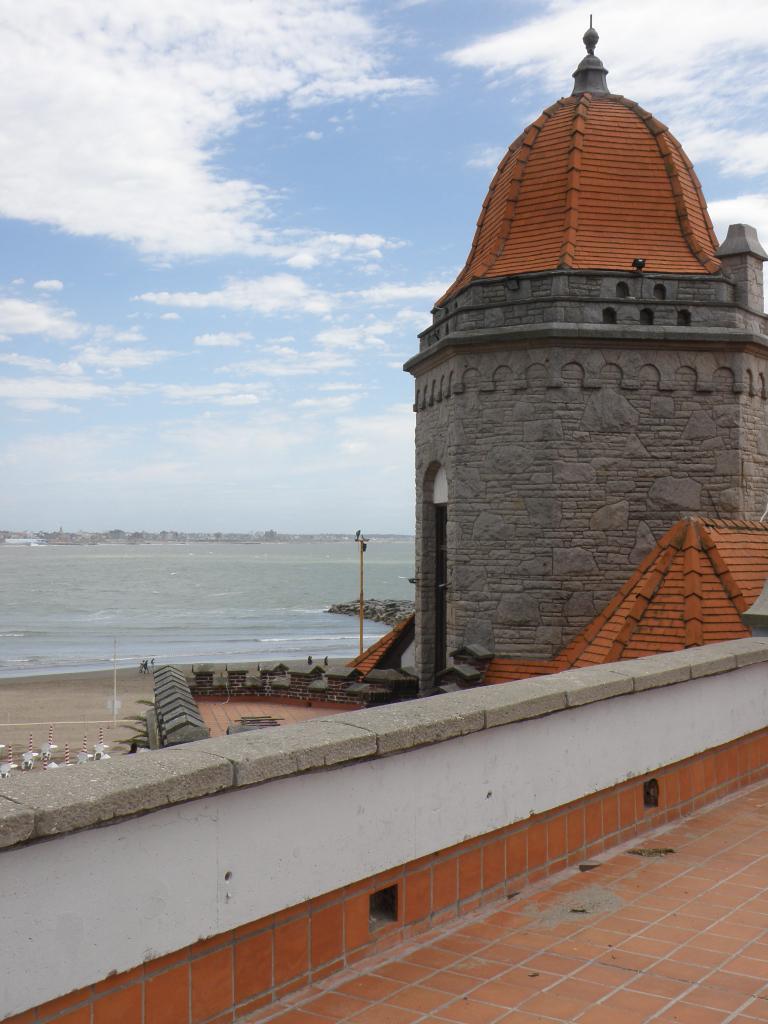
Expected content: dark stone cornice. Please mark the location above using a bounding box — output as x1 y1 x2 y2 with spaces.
404 323 768 376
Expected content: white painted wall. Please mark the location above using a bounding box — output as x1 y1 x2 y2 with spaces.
2 662 768 1017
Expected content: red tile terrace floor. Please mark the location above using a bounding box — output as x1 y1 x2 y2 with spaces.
197 699 353 737
247 781 768 1024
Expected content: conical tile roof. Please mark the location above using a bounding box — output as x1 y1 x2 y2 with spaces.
439 93 720 306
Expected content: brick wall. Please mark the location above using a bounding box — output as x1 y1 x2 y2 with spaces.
189 674 363 705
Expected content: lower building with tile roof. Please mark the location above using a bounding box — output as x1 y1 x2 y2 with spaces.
468 516 768 687
352 517 768 692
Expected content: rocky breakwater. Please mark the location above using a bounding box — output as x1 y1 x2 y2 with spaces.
327 599 414 627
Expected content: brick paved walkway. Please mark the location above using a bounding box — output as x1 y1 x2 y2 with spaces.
249 781 768 1024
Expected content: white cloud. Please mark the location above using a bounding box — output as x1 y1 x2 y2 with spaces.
92 324 148 344
193 331 253 347
315 322 392 350
467 145 505 170
0 403 415 527
136 273 333 315
0 298 82 340
709 196 768 252
74 346 174 371
354 280 448 305
159 382 271 405
294 394 359 411
0 2 428 258
0 352 81 375
272 231 399 270
33 279 64 291
446 1 768 179
319 382 361 391
0 375 111 408
221 346 354 376
305 130 323 141
113 326 147 344
159 312 180 320
336 403 414 463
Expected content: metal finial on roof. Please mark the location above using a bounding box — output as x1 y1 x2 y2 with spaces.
583 15 599 55
572 17 609 96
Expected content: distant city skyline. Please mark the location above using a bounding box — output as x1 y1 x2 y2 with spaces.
1 527 414 539
1 0 767 532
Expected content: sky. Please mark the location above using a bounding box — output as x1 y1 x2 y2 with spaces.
1 0 768 534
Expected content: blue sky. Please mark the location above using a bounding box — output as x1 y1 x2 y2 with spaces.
1 0 767 533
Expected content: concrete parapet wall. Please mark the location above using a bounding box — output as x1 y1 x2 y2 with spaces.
4 638 768 1018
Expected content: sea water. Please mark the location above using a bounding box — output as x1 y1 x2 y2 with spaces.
0 540 415 676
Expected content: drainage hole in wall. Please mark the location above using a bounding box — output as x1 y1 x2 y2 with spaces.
224 870 233 882
643 778 660 808
369 885 398 930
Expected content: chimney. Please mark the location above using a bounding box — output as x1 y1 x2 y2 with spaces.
716 223 768 314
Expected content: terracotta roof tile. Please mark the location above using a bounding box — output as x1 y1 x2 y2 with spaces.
439 94 719 305
347 613 415 675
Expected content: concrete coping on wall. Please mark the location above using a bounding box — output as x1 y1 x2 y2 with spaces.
2 636 768 852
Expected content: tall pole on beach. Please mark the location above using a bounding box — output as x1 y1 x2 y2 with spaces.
112 638 117 728
355 531 368 657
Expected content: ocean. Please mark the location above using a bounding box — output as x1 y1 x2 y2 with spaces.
0 540 415 677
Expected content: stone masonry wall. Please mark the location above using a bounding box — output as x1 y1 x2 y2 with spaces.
413 342 768 684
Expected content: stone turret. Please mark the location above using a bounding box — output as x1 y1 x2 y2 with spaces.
405 27 768 691
716 224 768 314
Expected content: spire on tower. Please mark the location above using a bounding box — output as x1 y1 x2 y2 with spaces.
572 17 609 95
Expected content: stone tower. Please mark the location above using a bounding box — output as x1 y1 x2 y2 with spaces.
405 26 768 690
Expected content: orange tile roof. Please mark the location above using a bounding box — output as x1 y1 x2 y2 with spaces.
487 518 767 685
439 93 719 305
348 613 415 675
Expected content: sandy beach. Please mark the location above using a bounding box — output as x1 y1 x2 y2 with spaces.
0 666 153 756
0 657 351 758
